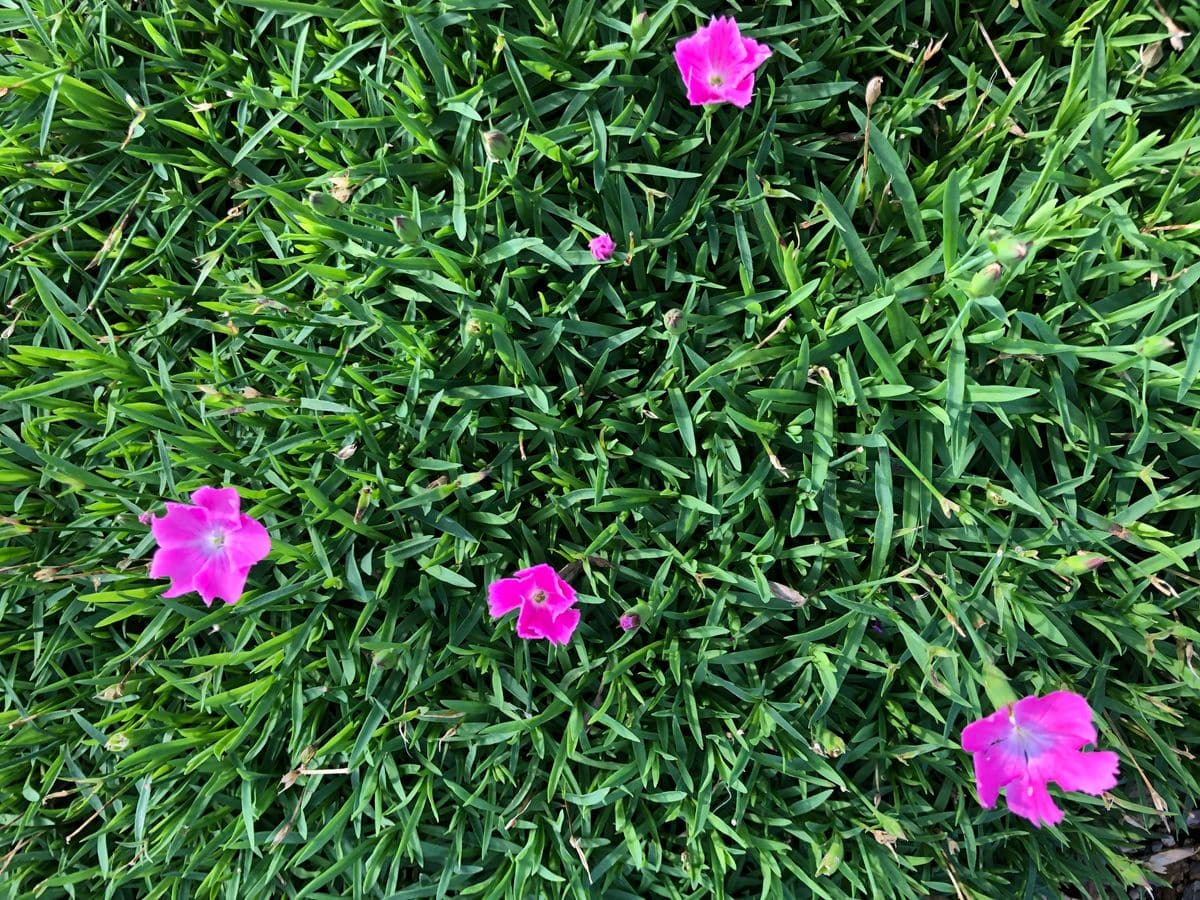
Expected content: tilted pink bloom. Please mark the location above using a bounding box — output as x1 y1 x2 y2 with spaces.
674 16 772 109
619 613 639 632
961 691 1119 827
487 563 580 645
148 486 271 607
589 233 615 262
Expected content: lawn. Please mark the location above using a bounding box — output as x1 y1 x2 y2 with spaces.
2 0 1200 897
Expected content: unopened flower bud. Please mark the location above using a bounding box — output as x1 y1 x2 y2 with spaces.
619 602 649 632
1053 551 1109 577
630 11 650 42
966 262 1003 298
465 317 484 336
990 237 1029 264
307 192 341 215
392 215 421 243
1135 334 1174 358
981 659 1018 710
481 129 511 162
372 649 399 669
664 308 687 335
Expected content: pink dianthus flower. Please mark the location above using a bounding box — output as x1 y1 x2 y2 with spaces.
488 564 580 645
961 691 1119 827
674 17 771 109
149 486 270 606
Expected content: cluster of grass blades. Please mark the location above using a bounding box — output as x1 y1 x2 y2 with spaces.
1 0 1199 897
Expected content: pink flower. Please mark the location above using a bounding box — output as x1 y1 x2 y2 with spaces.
589 233 615 262
619 613 639 631
148 486 271 607
488 564 580 645
674 16 772 108
961 691 1119 827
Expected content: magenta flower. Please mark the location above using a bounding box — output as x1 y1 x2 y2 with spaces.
674 16 772 109
148 486 271 607
961 691 1119 827
589 233 615 262
488 564 580 645
619 613 640 632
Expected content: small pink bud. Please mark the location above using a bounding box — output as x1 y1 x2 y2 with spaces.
1052 551 1109 577
619 613 640 631
631 11 650 42
966 262 1004 298
588 233 615 262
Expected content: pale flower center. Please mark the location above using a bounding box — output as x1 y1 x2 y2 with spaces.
708 73 725 86
1007 721 1052 760
204 530 228 553
529 589 548 604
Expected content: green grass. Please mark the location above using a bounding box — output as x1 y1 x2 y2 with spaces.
2 0 1200 896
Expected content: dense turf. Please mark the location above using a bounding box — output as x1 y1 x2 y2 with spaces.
3 0 1200 896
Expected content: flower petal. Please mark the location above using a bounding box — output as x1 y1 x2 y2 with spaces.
194 558 252 606
488 577 525 617
685 77 727 106
739 36 772 72
1014 691 1098 748
673 31 712 84
721 72 756 108
190 486 242 528
151 504 210 548
544 607 580 645
518 563 576 613
517 602 579 645
973 744 1025 809
150 545 208 599
228 514 271 569
1003 776 1064 828
516 600 558 641
696 16 748 76
513 563 557 581
961 705 1014 752
1035 748 1120 795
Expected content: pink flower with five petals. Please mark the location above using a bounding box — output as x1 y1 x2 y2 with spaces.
961 691 1119 827
148 486 271 606
487 564 580 645
673 16 772 109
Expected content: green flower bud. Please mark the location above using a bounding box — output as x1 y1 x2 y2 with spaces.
481 129 512 162
981 659 1018 711
990 237 1029 264
663 308 687 335
307 191 341 215
392 215 421 243
966 262 1004 298
372 649 399 669
1134 334 1175 358
1052 551 1109 578
630 11 650 42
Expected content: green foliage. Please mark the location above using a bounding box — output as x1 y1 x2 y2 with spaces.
2 0 1200 896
